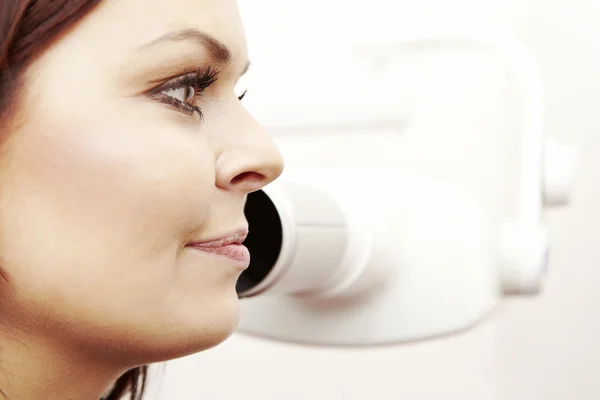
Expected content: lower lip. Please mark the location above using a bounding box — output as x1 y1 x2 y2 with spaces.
188 244 250 270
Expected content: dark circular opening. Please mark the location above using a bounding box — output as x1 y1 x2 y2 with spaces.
237 190 283 295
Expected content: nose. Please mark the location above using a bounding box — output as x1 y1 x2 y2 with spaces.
215 109 284 194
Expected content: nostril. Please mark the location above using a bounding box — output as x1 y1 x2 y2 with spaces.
231 171 265 186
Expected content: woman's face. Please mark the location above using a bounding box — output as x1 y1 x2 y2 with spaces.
0 0 283 364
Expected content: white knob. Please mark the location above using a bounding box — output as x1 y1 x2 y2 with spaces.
543 138 578 206
497 222 549 295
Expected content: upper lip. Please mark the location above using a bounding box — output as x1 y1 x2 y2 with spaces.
187 228 249 248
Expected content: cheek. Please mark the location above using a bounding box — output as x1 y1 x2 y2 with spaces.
0 122 215 320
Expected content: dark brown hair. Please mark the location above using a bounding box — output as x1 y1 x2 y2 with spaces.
0 1 148 399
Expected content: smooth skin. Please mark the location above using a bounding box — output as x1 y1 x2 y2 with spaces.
0 0 283 399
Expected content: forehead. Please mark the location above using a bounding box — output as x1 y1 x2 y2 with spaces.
81 0 247 58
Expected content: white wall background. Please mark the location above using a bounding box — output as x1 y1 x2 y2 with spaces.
153 0 600 399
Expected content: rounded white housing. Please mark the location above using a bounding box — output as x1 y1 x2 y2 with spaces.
236 169 551 345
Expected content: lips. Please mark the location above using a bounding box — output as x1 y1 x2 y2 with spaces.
186 229 250 270
188 229 249 248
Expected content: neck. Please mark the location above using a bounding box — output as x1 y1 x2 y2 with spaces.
0 330 127 400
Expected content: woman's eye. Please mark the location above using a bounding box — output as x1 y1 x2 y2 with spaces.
235 73 249 101
161 86 195 104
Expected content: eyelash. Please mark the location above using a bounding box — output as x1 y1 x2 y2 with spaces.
147 66 247 120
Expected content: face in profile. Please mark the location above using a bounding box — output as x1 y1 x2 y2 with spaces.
0 0 283 365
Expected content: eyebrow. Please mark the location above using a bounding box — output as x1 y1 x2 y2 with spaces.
140 29 250 75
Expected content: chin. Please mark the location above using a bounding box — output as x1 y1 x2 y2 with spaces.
143 292 241 363
95 285 243 367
